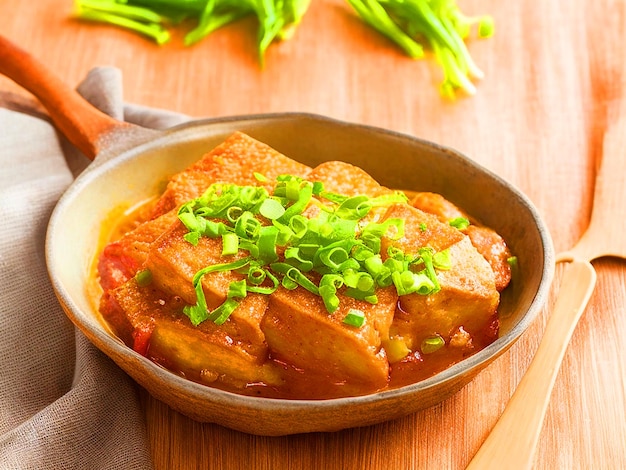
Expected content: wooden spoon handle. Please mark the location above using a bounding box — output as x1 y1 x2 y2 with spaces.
466 259 597 470
0 34 129 160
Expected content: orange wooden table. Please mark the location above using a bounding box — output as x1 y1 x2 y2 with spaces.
2 1 625 468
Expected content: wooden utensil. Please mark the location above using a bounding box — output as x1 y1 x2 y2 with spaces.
466 101 626 469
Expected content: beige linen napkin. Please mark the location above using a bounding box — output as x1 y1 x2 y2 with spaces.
0 68 188 469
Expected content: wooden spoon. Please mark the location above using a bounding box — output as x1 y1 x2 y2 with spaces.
0 34 132 160
466 102 626 469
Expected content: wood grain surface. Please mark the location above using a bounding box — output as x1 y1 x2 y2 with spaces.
1 0 625 468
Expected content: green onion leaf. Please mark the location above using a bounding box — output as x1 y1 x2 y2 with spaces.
421 334 445 354
259 197 286 220
343 308 366 328
278 182 313 223
433 248 452 270
227 279 248 298
183 231 201 246
254 172 268 182
221 232 239 255
257 226 280 263
449 217 470 230
134 269 153 287
208 298 240 325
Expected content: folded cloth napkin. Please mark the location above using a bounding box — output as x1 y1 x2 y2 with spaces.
0 68 189 469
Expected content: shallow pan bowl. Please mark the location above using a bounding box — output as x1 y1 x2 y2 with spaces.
46 112 555 436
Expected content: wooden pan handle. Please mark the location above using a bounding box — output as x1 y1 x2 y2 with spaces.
0 34 130 160
466 259 597 469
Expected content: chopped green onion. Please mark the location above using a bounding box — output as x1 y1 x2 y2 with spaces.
234 212 261 239
257 226 280 263
227 279 248 299
259 198 286 220
363 254 384 275
246 266 267 285
183 231 201 246
278 182 313 223
284 246 314 271
221 232 239 255
177 174 456 326
391 264 437 296
433 248 452 270
343 271 374 292
183 257 251 326
178 210 200 232
134 269 153 287
208 298 240 325
421 334 445 354
343 309 366 328
254 172 268 182
417 248 440 291
319 274 344 313
335 195 372 220
246 269 280 295
449 217 470 230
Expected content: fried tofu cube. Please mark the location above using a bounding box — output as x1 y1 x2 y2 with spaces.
144 223 268 348
99 132 311 290
390 235 499 350
410 191 512 291
465 225 513 292
308 161 389 197
152 132 312 217
410 191 466 221
382 202 499 352
261 285 397 391
381 203 465 254
97 210 178 291
380 203 498 351
104 280 282 389
253 161 398 392
303 160 399 224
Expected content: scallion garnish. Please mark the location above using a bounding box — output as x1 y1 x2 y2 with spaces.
259 198 286 220
221 232 239 256
183 257 252 326
134 268 153 287
177 175 452 326
343 309 366 328
449 216 470 230
421 334 445 354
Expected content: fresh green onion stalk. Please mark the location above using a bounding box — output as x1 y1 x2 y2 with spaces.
73 0 312 64
74 0 492 95
346 0 495 98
